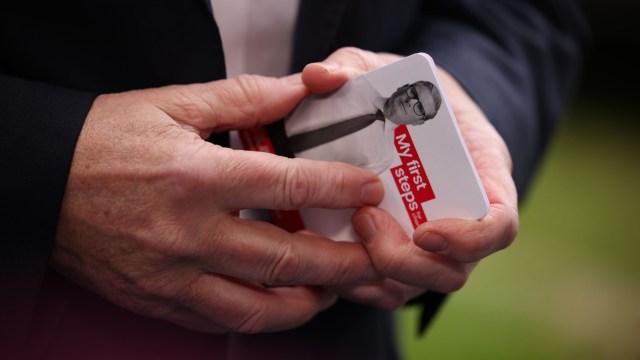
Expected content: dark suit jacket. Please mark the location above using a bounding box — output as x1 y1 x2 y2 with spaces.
0 1 588 359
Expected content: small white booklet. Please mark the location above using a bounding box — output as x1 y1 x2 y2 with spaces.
239 53 489 241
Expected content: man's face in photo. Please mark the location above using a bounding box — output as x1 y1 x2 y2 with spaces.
383 81 438 125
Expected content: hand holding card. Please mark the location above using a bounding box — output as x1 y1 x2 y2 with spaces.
238 48 519 309
282 53 489 241
296 48 519 311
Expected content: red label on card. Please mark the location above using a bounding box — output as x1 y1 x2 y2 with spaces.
390 125 436 228
238 127 276 154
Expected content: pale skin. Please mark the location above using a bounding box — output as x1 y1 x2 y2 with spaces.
302 47 519 309
53 47 518 333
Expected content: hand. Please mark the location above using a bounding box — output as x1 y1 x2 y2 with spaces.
53 74 385 333
301 47 519 309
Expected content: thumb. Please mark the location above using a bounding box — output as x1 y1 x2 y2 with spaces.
153 74 308 136
301 47 401 94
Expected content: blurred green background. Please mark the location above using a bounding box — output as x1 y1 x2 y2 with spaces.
397 1 640 359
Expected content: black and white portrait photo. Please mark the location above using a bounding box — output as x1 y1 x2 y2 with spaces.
285 75 442 174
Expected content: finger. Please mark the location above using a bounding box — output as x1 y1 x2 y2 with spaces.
301 47 401 93
352 207 470 293
193 217 379 287
197 145 384 210
424 68 518 263
413 203 519 263
154 74 308 134
332 278 425 311
181 273 336 333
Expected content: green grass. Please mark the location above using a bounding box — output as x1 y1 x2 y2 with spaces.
397 99 640 359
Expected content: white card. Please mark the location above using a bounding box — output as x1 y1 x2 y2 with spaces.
282 53 489 241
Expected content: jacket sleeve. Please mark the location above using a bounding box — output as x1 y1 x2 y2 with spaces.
402 0 590 196
0 74 96 352
399 0 590 334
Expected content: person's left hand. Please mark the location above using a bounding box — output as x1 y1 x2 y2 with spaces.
300 47 519 309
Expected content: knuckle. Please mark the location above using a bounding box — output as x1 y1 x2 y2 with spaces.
162 157 204 201
267 242 302 285
278 162 313 210
164 143 223 201
177 97 207 123
231 74 264 125
157 87 209 124
325 166 351 203
336 47 377 71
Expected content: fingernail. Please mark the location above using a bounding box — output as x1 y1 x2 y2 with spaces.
319 61 340 73
419 232 448 252
360 181 384 205
353 214 377 243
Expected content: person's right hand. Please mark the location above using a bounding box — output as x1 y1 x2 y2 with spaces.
52 74 384 334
